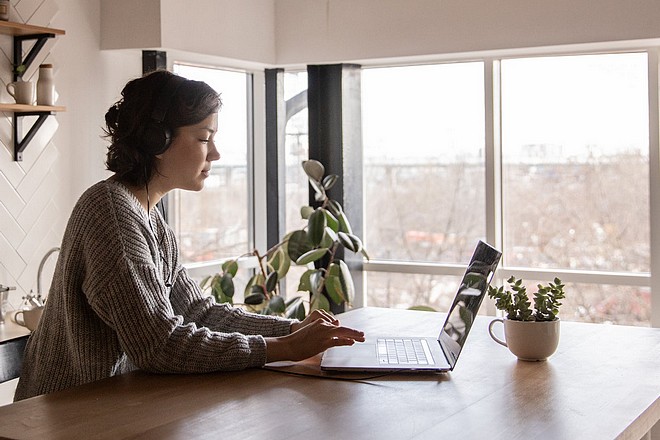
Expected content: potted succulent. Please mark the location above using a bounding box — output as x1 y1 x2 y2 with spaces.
200 159 369 320
487 276 566 361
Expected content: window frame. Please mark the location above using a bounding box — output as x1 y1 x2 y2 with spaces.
358 49 658 325
173 45 660 327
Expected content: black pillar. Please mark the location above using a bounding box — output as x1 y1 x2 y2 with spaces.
142 50 167 74
307 64 364 313
265 68 286 250
142 50 169 222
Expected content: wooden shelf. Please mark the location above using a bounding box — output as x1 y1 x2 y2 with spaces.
0 21 66 160
0 103 65 112
0 20 65 37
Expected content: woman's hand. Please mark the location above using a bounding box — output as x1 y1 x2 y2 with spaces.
290 309 339 333
266 312 365 363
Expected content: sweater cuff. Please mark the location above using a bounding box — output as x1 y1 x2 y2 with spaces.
247 335 268 367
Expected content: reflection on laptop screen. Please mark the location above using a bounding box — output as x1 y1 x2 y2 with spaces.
438 241 502 367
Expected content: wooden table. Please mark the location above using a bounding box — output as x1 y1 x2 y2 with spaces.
0 307 657 440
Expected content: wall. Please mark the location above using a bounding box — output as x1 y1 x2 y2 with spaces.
101 0 277 65
100 0 660 66
0 0 144 404
0 0 139 314
274 0 660 65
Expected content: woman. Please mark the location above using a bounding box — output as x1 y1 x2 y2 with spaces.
14 70 364 401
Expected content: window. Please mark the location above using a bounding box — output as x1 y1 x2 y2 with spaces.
362 62 486 310
500 53 649 325
171 64 251 263
360 53 652 326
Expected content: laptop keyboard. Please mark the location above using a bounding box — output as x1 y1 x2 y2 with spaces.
377 338 434 365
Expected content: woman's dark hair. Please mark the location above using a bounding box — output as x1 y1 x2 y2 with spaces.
104 70 221 186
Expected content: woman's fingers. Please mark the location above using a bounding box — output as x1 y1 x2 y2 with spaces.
330 325 365 342
291 309 340 333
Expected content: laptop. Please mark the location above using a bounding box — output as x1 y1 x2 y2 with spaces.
321 240 502 373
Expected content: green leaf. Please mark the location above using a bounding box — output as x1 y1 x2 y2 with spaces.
268 295 286 314
268 247 291 280
324 209 339 233
220 273 235 298
307 208 327 246
327 199 343 217
199 275 211 290
321 229 336 247
310 292 331 312
338 260 355 304
347 233 363 253
360 247 371 261
338 232 357 252
287 230 314 262
300 205 314 219
244 274 264 298
302 160 324 182
221 260 239 277
265 271 278 293
211 275 231 304
295 248 328 265
286 299 307 320
325 274 346 304
310 178 326 202
337 212 353 234
408 305 438 312
245 292 266 305
309 270 323 296
297 269 315 292
322 174 339 190
285 296 303 309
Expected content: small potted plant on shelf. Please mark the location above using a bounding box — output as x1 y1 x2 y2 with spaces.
200 159 369 320
487 276 566 361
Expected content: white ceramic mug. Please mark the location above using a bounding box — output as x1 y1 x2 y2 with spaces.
488 318 560 361
13 306 44 331
6 80 35 105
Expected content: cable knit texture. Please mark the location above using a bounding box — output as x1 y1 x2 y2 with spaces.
14 180 294 401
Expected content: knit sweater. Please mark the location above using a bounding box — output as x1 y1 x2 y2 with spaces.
14 180 294 401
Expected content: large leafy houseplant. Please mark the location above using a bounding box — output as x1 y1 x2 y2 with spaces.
487 276 566 321
200 160 369 320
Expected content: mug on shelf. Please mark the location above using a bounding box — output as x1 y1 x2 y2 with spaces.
13 306 45 331
6 80 35 105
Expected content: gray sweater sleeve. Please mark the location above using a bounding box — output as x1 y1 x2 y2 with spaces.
81 182 294 374
170 267 294 337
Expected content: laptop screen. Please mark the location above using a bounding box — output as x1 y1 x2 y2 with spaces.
438 241 502 368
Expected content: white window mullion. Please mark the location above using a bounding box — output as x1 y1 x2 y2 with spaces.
484 58 503 252
484 59 503 316
251 70 267 253
648 49 660 328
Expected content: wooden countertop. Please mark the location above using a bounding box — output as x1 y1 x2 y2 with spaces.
0 307 657 439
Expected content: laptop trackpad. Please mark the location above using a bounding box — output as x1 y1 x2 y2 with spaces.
322 341 378 368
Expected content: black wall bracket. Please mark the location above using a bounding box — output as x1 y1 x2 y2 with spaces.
13 111 53 161
13 33 55 80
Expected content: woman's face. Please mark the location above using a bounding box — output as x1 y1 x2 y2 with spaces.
155 113 220 193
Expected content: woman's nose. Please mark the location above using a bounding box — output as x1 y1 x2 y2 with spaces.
208 141 221 161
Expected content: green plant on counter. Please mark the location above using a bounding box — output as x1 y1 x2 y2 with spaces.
487 276 565 321
200 159 369 319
